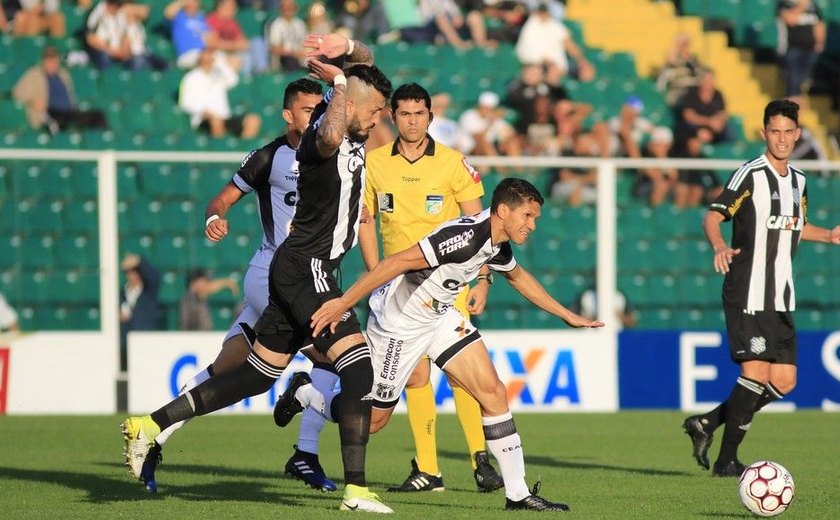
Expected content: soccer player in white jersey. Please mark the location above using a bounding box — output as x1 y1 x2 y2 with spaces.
683 99 840 477
276 177 604 511
129 77 335 492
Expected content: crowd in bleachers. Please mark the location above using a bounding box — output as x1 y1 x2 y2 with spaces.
2 0 839 333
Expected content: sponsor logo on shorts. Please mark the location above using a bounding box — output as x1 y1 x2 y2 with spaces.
380 337 403 381
749 336 766 355
375 383 397 401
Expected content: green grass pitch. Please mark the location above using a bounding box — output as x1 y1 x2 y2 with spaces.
0 411 836 518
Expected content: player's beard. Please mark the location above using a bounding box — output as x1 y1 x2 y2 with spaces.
347 117 370 143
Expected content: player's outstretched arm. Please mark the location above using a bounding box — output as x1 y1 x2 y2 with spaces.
302 33 373 66
802 222 840 245
205 183 245 242
311 245 430 336
504 265 604 328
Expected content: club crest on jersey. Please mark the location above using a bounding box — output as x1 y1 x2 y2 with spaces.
426 195 443 215
375 383 397 401
749 336 766 355
766 215 803 231
377 192 394 213
461 158 481 183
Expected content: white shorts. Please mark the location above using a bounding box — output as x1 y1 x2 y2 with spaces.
366 306 481 409
223 262 269 344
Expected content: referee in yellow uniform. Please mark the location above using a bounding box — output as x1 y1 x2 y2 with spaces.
360 83 504 493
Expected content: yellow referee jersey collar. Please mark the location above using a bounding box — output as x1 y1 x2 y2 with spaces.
390 134 437 157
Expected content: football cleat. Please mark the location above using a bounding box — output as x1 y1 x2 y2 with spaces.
121 416 161 480
284 445 337 492
387 458 444 492
713 459 747 477
473 451 504 492
340 484 393 513
273 371 312 427
140 441 163 493
505 481 570 512
683 416 714 470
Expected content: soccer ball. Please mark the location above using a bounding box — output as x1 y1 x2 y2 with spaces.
738 461 795 517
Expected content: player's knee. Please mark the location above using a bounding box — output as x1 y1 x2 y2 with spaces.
369 413 390 434
773 376 796 395
406 364 430 388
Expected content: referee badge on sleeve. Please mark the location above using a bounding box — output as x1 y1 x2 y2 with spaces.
426 195 443 215
377 192 394 213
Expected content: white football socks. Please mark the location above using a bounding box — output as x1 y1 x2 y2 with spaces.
295 367 340 454
483 412 530 501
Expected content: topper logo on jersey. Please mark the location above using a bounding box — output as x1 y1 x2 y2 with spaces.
766 215 804 231
438 229 475 255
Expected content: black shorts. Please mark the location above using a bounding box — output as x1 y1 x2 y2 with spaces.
723 304 797 365
254 246 362 356
198 116 244 136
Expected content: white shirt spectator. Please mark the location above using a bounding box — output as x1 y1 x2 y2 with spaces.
266 9 307 67
178 53 238 128
515 10 570 71
0 292 19 331
87 0 130 50
456 91 516 154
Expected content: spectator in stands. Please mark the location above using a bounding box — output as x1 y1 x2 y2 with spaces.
400 0 495 49
674 132 721 208
12 0 65 37
207 0 268 75
266 0 307 71
178 268 239 331
546 97 609 158
0 291 20 333
119 254 164 370
573 284 636 330
465 0 529 43
12 46 108 132
656 33 704 107
632 126 677 207
427 92 461 148
547 130 599 206
457 90 521 156
86 0 168 70
518 90 558 156
305 0 333 34
178 47 261 139
792 124 830 176
336 0 394 43
0 5 10 33
506 62 568 132
606 95 655 158
674 69 733 149
515 3 593 84
777 0 825 103
166 0 216 69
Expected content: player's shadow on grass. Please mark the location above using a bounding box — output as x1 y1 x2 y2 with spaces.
437 449 693 477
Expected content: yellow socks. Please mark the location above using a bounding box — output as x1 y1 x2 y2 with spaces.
406 381 439 475
453 386 485 469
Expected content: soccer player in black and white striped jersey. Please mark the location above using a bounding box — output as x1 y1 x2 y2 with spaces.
683 99 840 477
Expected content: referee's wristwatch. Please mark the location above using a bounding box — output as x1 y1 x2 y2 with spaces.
476 273 494 285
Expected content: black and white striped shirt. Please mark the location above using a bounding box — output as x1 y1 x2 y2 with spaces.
710 154 808 311
285 96 365 260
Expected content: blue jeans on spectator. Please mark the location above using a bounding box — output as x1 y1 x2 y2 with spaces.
783 46 819 96
240 37 269 75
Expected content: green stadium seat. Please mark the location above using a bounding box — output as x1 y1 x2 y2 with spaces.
678 273 720 305
68 306 101 330
70 163 99 198
155 235 193 270
159 200 198 231
0 102 29 132
120 234 156 259
65 199 98 233
160 270 185 306
647 274 678 305
53 271 100 304
20 200 64 234
19 236 55 268
68 68 101 104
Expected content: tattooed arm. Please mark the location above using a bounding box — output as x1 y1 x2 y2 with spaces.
308 58 348 159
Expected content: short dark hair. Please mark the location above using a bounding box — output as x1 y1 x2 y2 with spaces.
390 83 431 112
283 77 323 109
491 177 544 213
763 99 799 127
186 268 208 288
346 64 393 100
